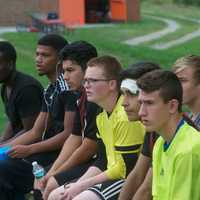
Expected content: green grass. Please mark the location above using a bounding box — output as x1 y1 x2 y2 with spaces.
0 1 200 132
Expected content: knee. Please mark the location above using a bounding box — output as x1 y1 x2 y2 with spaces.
43 177 59 200
46 177 59 192
48 189 58 200
73 190 101 200
47 185 64 200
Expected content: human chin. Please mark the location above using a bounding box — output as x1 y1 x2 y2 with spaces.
87 96 95 103
127 113 139 121
87 94 98 104
141 120 154 131
37 71 46 76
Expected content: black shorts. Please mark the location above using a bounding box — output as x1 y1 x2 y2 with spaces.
54 159 94 186
88 179 125 200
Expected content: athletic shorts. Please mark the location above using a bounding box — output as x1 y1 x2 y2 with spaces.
54 159 94 186
87 179 125 200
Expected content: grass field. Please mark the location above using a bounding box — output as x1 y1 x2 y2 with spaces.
0 1 200 132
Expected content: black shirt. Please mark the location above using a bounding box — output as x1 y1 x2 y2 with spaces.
72 101 101 140
141 132 159 158
26 75 78 166
41 75 77 140
72 88 101 141
1 71 43 136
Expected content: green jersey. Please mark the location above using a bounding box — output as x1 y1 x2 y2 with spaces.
153 121 200 200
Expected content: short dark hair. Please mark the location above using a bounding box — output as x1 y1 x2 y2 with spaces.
120 61 161 82
137 70 182 112
0 41 17 64
87 55 122 90
38 34 68 52
59 40 97 71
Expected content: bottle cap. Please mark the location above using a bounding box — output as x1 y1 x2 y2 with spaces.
32 161 38 166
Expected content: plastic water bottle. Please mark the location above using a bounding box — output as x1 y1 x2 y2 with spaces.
32 161 45 179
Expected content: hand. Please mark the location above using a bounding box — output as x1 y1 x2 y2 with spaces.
60 182 85 200
7 145 33 158
34 176 47 191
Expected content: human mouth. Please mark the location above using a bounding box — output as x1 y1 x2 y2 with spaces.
36 64 43 70
141 119 149 126
86 91 92 97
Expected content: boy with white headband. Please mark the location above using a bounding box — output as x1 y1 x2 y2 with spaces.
119 61 160 200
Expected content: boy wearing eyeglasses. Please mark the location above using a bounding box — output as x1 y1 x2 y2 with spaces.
48 56 145 200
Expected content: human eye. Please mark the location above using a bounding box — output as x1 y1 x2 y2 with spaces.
66 67 73 72
178 77 187 83
84 78 96 85
146 100 153 105
139 100 153 106
90 78 98 82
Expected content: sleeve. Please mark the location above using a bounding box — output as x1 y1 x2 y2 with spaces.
142 132 160 158
141 133 152 158
16 85 43 118
71 110 82 136
169 153 200 200
83 102 101 140
105 121 145 179
92 138 107 171
40 96 48 112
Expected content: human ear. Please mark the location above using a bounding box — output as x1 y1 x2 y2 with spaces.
109 79 117 90
168 99 179 114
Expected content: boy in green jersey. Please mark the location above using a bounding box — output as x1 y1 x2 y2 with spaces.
137 70 200 200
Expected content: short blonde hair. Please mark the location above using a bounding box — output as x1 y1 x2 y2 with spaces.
173 55 200 84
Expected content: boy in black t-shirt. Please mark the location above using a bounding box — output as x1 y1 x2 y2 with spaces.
34 41 101 200
0 34 75 200
0 41 43 142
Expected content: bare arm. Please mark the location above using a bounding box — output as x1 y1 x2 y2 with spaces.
133 168 152 200
5 113 40 141
77 168 109 189
54 137 97 175
0 122 13 143
118 154 151 200
0 112 39 144
61 166 109 198
20 113 39 132
27 111 75 154
7 111 75 158
46 134 82 177
7 112 48 146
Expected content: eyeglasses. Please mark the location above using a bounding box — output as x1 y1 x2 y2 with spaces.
83 78 114 85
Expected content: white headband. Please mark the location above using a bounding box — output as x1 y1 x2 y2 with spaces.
120 79 139 94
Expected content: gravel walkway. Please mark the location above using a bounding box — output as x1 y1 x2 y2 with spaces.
123 15 180 45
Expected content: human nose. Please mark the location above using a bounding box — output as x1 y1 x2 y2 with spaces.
36 54 42 63
84 79 90 88
63 71 69 81
138 103 146 118
122 96 129 108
